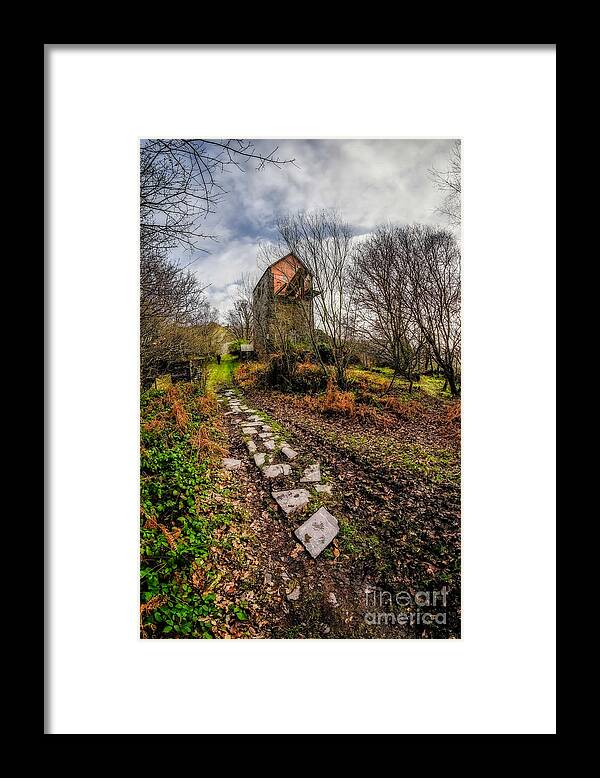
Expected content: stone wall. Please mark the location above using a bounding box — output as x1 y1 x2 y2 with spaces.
253 262 315 355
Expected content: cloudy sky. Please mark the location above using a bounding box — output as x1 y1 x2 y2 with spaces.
179 139 456 316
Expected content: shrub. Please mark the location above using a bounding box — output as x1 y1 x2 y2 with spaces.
322 380 356 416
317 342 335 365
293 362 328 392
348 369 389 395
167 386 190 430
445 400 461 443
190 422 226 459
264 353 294 387
235 360 268 389
196 394 218 418
228 340 242 357
142 418 165 436
446 400 461 425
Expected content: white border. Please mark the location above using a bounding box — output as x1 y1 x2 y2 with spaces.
47 45 556 734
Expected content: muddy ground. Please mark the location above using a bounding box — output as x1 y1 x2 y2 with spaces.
213 385 461 639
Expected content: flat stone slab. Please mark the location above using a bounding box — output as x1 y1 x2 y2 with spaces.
280 445 298 460
294 507 339 558
272 488 311 516
246 440 257 454
247 415 263 422
241 427 258 435
261 425 273 431
238 420 262 427
315 483 332 494
222 457 242 470
263 439 276 451
315 505 339 529
258 431 274 439
300 463 321 483
253 452 267 467
262 463 291 478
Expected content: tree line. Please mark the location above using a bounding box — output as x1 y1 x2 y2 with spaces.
247 210 461 395
140 139 461 395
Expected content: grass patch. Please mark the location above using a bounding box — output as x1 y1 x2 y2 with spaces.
393 444 459 485
323 428 459 486
348 367 456 400
206 354 237 392
154 374 172 390
419 374 454 399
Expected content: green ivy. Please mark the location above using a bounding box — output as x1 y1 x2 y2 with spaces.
140 385 234 638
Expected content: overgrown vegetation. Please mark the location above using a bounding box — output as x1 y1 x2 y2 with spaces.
242 378 461 637
140 383 249 638
138 139 462 640
235 360 459 443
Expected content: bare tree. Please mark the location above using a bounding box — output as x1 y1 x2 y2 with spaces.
192 313 228 357
429 140 461 227
140 245 225 385
401 225 461 395
225 300 252 342
262 210 359 388
352 226 425 391
140 139 295 254
225 272 256 341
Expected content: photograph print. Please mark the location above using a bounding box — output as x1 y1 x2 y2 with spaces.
139 138 461 639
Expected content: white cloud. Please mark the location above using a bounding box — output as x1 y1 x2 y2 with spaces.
191 238 262 317
176 139 457 315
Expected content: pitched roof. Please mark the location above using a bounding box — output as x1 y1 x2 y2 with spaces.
253 252 308 292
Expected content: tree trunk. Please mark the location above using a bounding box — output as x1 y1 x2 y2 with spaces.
386 369 398 394
447 373 460 396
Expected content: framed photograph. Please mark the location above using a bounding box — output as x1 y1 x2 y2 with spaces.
46 44 556 734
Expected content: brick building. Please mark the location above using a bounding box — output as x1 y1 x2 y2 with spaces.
252 253 318 354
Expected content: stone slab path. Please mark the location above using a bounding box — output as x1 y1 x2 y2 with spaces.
214 384 414 639
221 388 339 558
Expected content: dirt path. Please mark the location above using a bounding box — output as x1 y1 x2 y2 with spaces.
248 387 460 638
211 380 460 638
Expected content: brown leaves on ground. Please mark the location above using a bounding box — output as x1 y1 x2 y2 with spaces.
141 506 158 529
191 422 226 459
382 395 424 421
190 561 206 592
142 418 165 435
243 384 461 637
158 522 180 549
140 594 167 618
445 400 461 444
